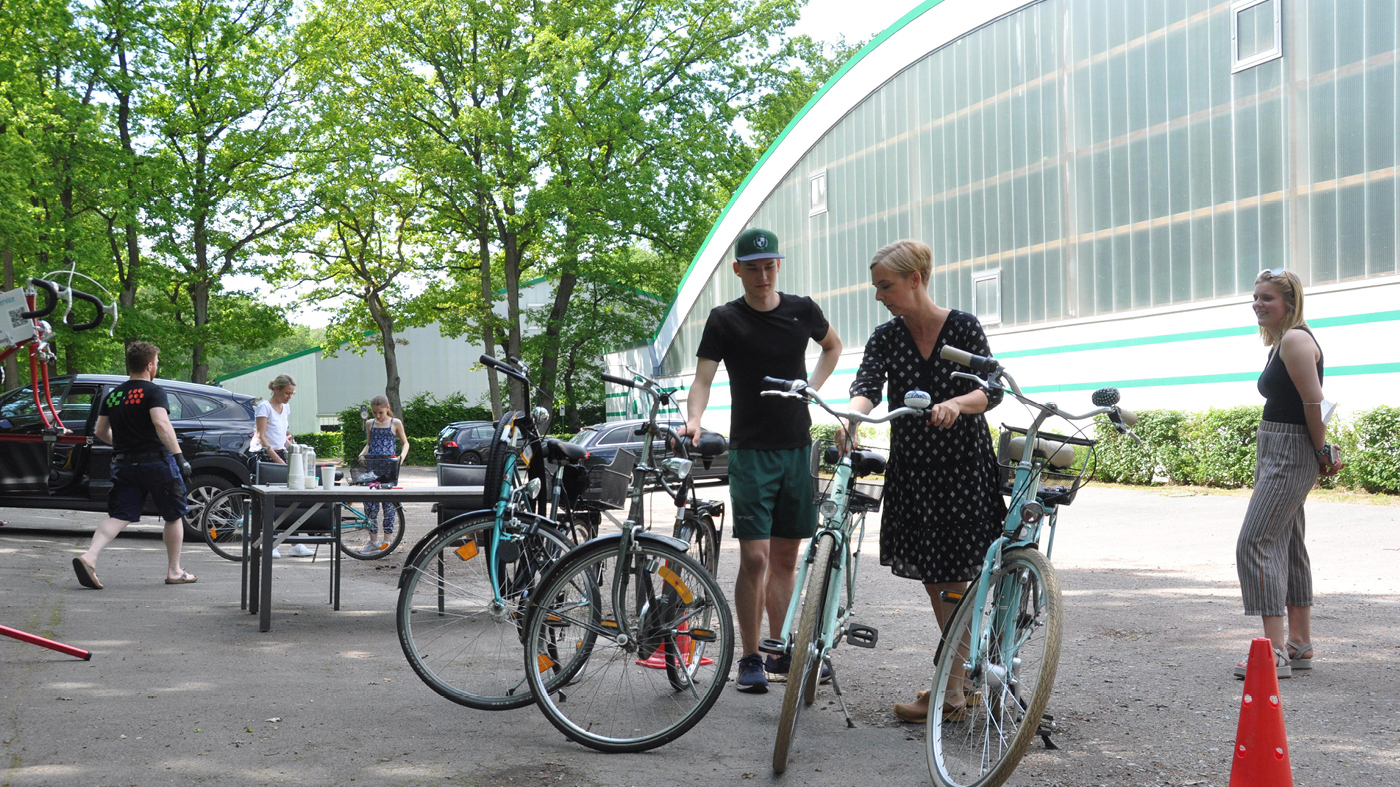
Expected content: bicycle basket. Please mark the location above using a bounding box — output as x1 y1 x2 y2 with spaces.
995 425 1096 505
577 449 636 511
809 440 885 514
348 454 400 486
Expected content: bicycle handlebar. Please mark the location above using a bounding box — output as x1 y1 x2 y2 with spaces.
601 372 634 388
19 279 58 320
66 289 106 331
759 379 929 426
479 354 529 383
942 348 1141 439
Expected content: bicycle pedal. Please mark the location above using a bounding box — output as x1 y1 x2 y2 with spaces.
679 627 717 643
759 638 787 656
939 590 964 605
1038 713 1060 750
845 624 878 648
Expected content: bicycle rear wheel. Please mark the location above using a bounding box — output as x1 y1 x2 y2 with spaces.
523 538 734 753
773 532 834 774
927 546 1062 787
340 502 407 560
396 513 575 710
201 488 253 562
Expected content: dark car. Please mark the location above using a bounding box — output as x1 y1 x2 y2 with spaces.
568 418 728 483
0 374 257 537
434 420 496 464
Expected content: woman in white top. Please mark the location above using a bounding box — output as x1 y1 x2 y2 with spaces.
255 374 296 464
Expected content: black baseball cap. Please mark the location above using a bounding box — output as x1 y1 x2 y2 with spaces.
734 228 784 261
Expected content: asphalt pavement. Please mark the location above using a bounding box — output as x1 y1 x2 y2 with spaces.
2 472 1398 786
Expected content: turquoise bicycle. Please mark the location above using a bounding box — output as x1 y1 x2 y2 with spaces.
926 345 1137 787
757 376 933 774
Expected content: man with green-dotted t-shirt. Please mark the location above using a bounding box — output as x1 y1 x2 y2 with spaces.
676 227 842 693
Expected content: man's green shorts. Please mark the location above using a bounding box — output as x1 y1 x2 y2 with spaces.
728 446 817 541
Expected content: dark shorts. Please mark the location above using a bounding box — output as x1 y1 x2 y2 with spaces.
108 456 189 523
728 446 817 541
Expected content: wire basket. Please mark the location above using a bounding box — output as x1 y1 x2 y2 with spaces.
809 440 885 514
576 449 636 511
995 425 1096 505
347 454 400 486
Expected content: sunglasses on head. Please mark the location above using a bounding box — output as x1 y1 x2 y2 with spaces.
1259 267 1286 277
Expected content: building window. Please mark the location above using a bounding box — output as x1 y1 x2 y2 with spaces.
972 269 1001 326
1231 0 1281 73
808 170 827 216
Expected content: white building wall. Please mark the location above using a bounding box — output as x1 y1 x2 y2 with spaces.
221 352 321 435
642 275 1400 436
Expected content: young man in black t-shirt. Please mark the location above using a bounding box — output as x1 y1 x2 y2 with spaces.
678 227 842 693
73 342 196 589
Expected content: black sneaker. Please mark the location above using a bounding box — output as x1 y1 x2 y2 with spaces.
736 653 768 693
765 652 832 683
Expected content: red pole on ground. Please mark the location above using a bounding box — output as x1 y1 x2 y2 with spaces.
0 624 92 660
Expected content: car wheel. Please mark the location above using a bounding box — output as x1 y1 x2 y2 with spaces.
460 450 482 465
185 475 234 539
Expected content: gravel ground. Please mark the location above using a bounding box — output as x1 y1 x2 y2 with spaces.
2 472 1398 786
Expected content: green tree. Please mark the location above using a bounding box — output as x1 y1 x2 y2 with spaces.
743 35 863 159
141 0 311 382
314 0 804 413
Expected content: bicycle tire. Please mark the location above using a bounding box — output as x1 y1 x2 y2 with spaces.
483 412 526 511
674 510 719 577
523 538 734 753
926 546 1062 787
201 488 254 562
396 513 576 710
773 532 835 774
340 502 408 560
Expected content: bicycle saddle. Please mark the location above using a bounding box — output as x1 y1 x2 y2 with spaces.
543 437 588 463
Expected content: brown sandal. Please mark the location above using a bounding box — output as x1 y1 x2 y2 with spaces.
73 557 103 589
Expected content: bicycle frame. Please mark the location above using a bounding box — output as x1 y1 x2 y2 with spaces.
761 383 928 662
945 352 1134 684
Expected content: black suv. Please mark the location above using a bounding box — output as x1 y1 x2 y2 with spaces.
0 374 257 536
434 420 496 464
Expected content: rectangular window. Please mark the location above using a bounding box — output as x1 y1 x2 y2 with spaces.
1232 0 1282 73
972 269 1002 326
808 170 827 216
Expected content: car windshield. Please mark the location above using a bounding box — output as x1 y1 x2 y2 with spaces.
570 428 598 445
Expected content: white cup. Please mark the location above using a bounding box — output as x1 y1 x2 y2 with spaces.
318 465 333 490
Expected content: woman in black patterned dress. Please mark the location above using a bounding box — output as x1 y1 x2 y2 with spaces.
840 239 1007 723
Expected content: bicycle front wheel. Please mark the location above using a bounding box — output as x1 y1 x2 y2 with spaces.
524 538 734 753
396 514 575 710
927 546 1062 787
202 488 253 562
340 502 407 560
674 510 720 577
773 532 834 773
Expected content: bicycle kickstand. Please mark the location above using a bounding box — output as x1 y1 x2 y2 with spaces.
824 655 856 729
1038 712 1060 750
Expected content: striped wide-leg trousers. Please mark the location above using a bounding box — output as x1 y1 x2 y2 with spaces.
1236 421 1316 617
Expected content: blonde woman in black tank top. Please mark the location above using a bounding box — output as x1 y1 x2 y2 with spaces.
1232 269 1338 680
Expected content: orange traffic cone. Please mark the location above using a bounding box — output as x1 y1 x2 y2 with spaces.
1229 637 1294 787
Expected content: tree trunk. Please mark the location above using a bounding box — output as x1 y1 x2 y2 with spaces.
189 278 209 384
501 233 524 412
536 222 579 412
113 54 141 322
476 225 501 419
2 244 17 386
366 290 402 418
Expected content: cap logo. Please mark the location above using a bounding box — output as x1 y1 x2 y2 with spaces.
754 235 768 249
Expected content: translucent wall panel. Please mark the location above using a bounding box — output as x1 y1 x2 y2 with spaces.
661 0 1400 376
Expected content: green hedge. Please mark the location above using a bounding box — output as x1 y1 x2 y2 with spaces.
339 392 494 466
294 431 343 458
1092 404 1400 493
